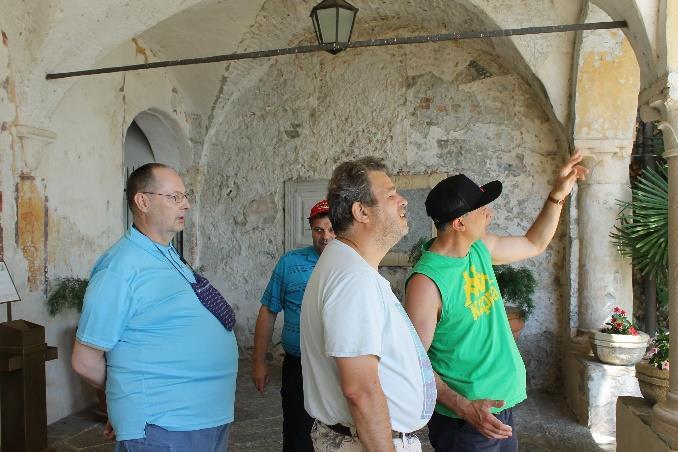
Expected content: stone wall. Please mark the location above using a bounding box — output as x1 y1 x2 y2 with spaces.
200 39 566 389
0 28 198 422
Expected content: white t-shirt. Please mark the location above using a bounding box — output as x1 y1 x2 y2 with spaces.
300 240 436 433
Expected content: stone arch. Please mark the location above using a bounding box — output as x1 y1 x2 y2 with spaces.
572 3 641 146
16 0 210 124
123 108 192 252
590 0 660 89
199 0 573 168
197 3 573 391
129 109 191 171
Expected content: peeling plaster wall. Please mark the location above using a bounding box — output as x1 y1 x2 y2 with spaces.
0 28 16 264
0 0 665 425
574 4 641 140
574 31 639 139
201 41 566 389
666 0 678 73
0 25 197 421
469 0 583 127
0 0 207 124
591 0 660 89
41 39 198 423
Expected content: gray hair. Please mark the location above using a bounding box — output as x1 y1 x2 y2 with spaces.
327 157 388 235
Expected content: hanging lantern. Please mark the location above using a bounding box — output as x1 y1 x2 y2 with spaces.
310 0 358 54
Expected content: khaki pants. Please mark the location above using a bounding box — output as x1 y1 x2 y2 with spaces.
311 420 422 452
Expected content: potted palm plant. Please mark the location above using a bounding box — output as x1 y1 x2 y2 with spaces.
609 163 668 371
610 163 669 320
636 329 669 404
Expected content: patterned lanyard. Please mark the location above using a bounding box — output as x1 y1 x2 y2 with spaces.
153 242 194 284
134 226 236 330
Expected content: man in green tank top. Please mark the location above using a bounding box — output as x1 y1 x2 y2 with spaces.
404 152 588 451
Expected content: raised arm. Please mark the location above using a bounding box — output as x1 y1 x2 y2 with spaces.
335 355 395 452
404 274 511 439
482 151 588 265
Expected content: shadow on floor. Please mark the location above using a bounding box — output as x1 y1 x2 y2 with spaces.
48 360 603 451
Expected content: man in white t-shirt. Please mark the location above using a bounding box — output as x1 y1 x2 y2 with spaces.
301 157 437 452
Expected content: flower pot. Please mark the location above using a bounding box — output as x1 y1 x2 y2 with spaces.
636 360 669 404
589 330 649 365
504 306 525 341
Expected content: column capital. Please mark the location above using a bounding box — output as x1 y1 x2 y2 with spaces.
573 139 632 185
639 72 678 159
573 139 633 158
12 124 57 171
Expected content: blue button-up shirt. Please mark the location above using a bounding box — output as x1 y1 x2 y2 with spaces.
261 246 319 356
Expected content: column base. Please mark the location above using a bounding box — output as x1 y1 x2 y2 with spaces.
652 392 678 440
564 335 641 442
617 396 678 451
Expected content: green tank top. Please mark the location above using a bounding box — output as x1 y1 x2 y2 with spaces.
407 239 526 418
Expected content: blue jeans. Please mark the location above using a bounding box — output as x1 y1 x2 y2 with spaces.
116 423 231 452
428 409 518 452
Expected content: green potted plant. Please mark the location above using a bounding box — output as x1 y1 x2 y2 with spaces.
47 277 107 420
493 265 536 340
636 329 669 404
46 277 88 315
590 307 649 365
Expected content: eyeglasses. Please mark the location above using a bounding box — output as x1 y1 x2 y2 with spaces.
142 191 191 204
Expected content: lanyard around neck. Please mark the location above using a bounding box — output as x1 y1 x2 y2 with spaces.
132 225 194 285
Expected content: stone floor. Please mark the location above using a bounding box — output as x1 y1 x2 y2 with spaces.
48 360 604 451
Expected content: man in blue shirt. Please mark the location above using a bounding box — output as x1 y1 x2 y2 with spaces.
72 163 238 452
252 199 335 452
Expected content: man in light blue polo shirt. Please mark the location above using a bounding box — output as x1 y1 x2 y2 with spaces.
72 163 238 452
252 200 335 452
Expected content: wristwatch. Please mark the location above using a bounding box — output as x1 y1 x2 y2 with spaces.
547 194 565 206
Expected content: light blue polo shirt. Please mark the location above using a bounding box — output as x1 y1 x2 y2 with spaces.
260 246 319 356
76 226 238 441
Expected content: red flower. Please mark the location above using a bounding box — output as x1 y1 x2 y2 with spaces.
629 327 638 336
620 309 627 316
613 306 621 313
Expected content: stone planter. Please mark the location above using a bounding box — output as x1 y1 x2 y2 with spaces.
589 331 649 365
635 360 669 404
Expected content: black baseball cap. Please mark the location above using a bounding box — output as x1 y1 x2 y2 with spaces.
425 174 502 225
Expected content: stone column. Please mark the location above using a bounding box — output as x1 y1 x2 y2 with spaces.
575 140 634 332
564 141 637 443
645 89 678 438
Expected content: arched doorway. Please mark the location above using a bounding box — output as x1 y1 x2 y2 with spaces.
123 113 185 255
123 120 156 229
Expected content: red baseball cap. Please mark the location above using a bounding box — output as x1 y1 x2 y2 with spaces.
308 200 330 220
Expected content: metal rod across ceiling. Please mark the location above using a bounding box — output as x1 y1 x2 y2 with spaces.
46 21 626 80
